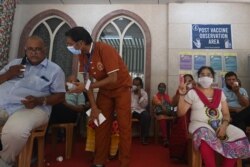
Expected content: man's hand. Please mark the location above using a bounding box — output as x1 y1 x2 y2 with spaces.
231 82 240 94
90 107 102 125
68 82 84 93
21 96 42 109
7 65 25 79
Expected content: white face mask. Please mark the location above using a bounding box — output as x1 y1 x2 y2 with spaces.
132 85 137 91
187 83 193 89
198 76 213 88
66 82 76 90
67 46 81 55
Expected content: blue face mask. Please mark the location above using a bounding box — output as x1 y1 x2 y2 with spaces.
67 46 81 55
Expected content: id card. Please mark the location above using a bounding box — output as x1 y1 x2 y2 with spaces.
85 79 91 90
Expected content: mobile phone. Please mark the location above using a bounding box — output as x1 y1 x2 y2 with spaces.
18 55 27 78
21 55 27 65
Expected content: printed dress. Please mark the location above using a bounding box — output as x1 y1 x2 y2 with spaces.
185 89 250 159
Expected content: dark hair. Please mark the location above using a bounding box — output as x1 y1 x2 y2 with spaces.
158 82 166 89
197 66 215 78
183 74 194 81
133 77 144 88
225 71 238 79
65 27 92 44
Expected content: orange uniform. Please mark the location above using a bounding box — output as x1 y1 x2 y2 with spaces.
82 42 132 167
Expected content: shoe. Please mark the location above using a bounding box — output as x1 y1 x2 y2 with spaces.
163 140 169 147
141 138 149 145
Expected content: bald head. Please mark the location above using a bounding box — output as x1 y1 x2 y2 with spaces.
25 36 45 48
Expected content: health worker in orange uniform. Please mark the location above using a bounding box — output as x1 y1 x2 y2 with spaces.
65 27 132 167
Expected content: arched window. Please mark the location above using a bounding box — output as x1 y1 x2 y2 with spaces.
18 9 77 77
97 17 145 79
30 17 72 77
92 10 151 93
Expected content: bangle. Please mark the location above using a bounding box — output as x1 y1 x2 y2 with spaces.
222 119 230 125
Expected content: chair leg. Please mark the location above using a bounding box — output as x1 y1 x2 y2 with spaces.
188 137 202 167
65 125 74 159
51 127 57 151
18 137 34 167
192 145 202 167
236 159 242 167
37 137 45 167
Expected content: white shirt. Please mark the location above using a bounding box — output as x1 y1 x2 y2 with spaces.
131 89 148 114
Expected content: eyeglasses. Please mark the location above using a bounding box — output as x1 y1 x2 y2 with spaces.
25 47 43 54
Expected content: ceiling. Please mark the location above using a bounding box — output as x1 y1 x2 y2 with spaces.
17 0 250 4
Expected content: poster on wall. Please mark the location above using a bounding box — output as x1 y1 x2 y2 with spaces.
210 55 222 71
180 54 192 70
224 53 237 72
192 24 232 49
194 55 206 70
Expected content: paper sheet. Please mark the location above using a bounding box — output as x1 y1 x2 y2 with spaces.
85 79 91 91
86 109 106 126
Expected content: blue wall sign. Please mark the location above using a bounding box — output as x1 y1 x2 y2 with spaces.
192 24 232 49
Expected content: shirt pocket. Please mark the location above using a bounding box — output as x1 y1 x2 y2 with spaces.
15 75 51 92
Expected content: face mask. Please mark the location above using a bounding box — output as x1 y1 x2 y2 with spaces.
132 85 137 91
67 46 81 55
66 82 76 90
187 83 193 89
198 76 213 88
158 87 166 93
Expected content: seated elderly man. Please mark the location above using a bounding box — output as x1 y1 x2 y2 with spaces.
0 36 65 167
222 71 250 132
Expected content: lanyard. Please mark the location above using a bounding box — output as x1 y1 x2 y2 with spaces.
84 42 94 81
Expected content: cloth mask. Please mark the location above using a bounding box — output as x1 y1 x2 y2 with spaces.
67 46 81 55
132 85 137 91
158 87 166 93
198 76 213 88
187 83 193 89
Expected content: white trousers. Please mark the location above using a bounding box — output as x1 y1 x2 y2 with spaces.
0 107 49 165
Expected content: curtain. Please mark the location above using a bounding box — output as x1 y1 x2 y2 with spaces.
0 0 16 69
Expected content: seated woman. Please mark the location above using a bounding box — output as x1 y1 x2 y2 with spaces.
177 66 250 167
152 82 173 146
169 74 194 160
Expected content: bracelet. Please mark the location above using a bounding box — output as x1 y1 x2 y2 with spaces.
222 119 230 125
179 93 186 96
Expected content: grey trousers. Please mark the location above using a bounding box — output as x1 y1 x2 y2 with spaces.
0 107 49 166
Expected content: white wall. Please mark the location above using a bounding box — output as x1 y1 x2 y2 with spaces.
168 3 250 95
9 3 250 97
9 4 168 97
